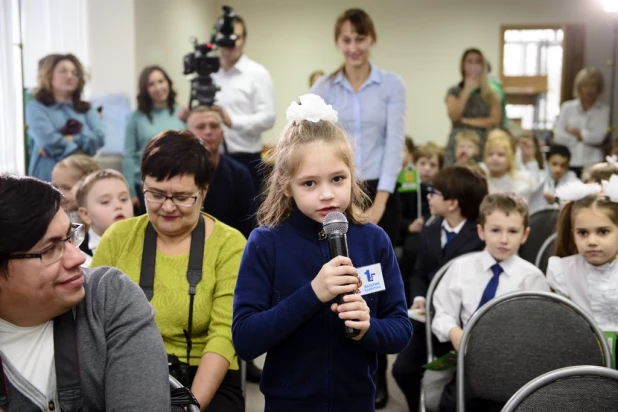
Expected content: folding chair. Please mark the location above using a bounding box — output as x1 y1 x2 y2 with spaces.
502 365 618 412
518 207 559 265
421 252 477 412
535 232 556 274
456 291 611 412
170 375 200 412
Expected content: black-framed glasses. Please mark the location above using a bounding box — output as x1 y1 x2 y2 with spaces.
427 186 443 197
7 223 85 265
143 190 200 207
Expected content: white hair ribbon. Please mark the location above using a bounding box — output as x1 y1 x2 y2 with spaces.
285 94 338 125
555 180 602 202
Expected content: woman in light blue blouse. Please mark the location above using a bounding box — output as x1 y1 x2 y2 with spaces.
311 8 407 409
123 66 186 211
311 9 406 244
25 54 105 182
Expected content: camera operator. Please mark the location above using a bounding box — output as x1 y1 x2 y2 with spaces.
211 14 275 192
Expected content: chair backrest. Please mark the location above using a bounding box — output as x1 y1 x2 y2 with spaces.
240 359 247 399
169 375 200 412
503 365 618 412
535 232 556 273
518 207 559 264
425 252 476 363
456 292 611 412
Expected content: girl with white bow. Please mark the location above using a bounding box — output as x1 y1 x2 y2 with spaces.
232 94 412 412
547 177 618 331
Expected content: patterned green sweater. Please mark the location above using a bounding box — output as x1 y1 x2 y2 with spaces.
91 213 245 369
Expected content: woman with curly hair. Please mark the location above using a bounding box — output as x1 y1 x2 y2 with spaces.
25 53 105 181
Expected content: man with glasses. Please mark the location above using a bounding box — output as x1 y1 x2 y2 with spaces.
0 173 170 410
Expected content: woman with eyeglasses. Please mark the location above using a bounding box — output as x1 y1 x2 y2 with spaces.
91 130 246 412
25 53 105 182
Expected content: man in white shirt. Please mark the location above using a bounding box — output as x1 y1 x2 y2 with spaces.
211 14 276 191
431 193 549 411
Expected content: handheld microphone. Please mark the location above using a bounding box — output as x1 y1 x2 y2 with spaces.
323 212 360 338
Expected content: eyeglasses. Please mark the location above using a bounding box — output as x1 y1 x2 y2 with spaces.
56 68 81 78
7 223 85 265
143 190 200 207
427 186 444 197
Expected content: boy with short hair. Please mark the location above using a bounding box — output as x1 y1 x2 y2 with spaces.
392 165 488 412
454 130 481 166
75 169 134 265
528 144 579 213
432 193 550 411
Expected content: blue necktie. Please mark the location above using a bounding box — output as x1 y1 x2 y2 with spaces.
443 228 456 247
477 263 503 310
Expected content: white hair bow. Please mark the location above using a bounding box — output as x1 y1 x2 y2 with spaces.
285 94 338 125
602 174 618 202
555 180 602 202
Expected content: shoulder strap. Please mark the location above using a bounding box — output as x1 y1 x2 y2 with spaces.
139 223 158 301
53 309 83 412
0 358 7 409
139 217 206 365
0 311 83 412
184 216 206 365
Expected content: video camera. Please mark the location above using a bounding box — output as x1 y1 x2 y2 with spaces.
183 6 237 108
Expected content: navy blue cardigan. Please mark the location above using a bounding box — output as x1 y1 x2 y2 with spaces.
232 210 412 411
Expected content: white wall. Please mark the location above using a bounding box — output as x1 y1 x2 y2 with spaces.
86 0 136 101
214 0 618 145
134 0 219 107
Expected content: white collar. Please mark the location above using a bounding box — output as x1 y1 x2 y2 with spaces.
88 227 102 252
480 249 516 277
442 218 467 234
584 255 618 273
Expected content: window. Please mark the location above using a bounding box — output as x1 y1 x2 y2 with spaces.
0 0 26 175
502 28 564 130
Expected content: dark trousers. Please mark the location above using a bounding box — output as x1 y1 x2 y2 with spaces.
392 322 504 412
398 233 422 306
364 179 401 394
392 321 454 412
364 179 402 246
229 151 264 194
186 368 244 412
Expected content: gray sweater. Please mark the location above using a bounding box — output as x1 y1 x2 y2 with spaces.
1 266 171 411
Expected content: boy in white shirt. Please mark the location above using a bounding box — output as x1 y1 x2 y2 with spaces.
75 169 134 266
529 145 580 213
432 193 550 411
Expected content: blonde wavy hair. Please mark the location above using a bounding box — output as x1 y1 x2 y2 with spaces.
460 48 495 106
485 129 516 176
258 120 369 227
573 67 605 99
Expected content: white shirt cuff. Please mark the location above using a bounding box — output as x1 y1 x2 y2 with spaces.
413 296 426 303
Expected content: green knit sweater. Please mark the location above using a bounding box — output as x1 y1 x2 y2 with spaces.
91 213 245 369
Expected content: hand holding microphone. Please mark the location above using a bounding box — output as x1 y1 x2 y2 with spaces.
311 212 370 339
311 255 359 303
